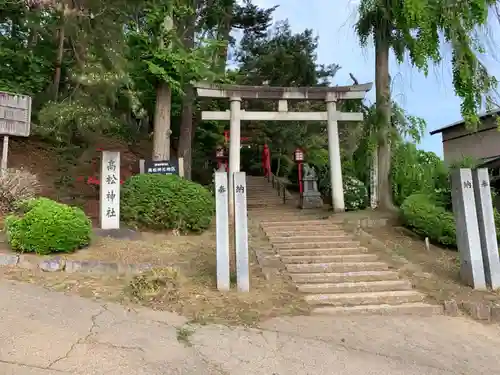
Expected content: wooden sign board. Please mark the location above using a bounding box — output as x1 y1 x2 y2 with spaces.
0 91 31 137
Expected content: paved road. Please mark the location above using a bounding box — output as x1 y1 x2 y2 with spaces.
1 280 500 375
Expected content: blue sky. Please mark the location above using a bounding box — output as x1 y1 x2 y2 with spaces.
249 0 500 157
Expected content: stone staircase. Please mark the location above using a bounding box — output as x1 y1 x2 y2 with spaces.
246 175 443 316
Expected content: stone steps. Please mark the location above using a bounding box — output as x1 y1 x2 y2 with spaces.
246 176 441 317
296 280 412 294
286 261 389 273
290 270 401 284
281 254 378 264
304 290 425 306
260 220 334 227
273 241 361 249
271 235 354 243
311 303 443 316
264 230 348 237
278 247 369 256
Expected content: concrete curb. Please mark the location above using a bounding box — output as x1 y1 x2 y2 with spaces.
443 299 500 323
0 252 153 275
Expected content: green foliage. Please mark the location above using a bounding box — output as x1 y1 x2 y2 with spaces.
391 142 448 205
343 175 368 211
271 154 293 178
5 197 92 255
37 100 121 145
400 194 457 247
356 0 497 127
317 164 368 211
121 174 214 232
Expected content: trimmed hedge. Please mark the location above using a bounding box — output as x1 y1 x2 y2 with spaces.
121 174 214 232
5 197 92 255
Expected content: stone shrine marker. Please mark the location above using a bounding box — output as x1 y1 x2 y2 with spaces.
100 151 120 230
215 171 230 291
472 168 500 289
451 168 486 289
233 172 249 292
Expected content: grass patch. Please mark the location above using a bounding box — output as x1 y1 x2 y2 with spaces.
176 325 194 346
0 219 309 326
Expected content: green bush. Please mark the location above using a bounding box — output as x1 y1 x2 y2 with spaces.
343 175 368 211
5 197 92 255
121 174 214 232
400 194 457 247
318 167 367 211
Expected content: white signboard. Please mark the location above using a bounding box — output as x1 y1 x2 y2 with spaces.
0 92 31 137
100 151 120 230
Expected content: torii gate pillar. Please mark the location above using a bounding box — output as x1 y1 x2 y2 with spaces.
228 97 242 212
326 97 345 212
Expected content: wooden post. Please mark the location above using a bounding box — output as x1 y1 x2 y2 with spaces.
1 135 8 173
178 157 185 178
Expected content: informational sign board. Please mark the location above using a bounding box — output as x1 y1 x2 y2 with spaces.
144 159 178 176
0 91 31 137
100 151 120 230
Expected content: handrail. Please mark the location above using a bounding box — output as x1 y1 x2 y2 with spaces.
269 172 292 204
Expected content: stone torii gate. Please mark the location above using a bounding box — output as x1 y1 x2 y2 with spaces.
194 82 373 213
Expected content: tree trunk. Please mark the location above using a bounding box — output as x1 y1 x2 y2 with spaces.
213 3 233 74
374 35 397 212
53 25 65 100
152 82 172 161
178 0 199 180
178 86 194 179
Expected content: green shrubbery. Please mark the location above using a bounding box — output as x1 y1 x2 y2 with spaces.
5 197 92 255
271 154 293 177
121 174 214 232
316 164 367 211
400 192 500 248
400 194 457 247
343 175 368 210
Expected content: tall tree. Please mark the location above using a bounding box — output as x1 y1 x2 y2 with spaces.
356 0 497 211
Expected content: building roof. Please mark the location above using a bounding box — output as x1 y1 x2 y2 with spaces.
429 109 500 136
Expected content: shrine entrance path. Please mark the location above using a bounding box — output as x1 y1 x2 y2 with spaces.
246 176 442 316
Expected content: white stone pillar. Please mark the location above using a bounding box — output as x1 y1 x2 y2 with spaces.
326 98 345 212
370 148 378 209
100 151 120 230
228 97 242 215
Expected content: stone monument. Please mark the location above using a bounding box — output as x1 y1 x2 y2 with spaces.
300 163 323 209
233 171 249 292
472 168 500 289
214 171 230 291
100 151 120 230
451 168 486 289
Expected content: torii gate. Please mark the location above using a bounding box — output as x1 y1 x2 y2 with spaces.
194 82 373 213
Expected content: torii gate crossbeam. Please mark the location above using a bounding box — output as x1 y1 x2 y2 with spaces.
194 82 373 214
